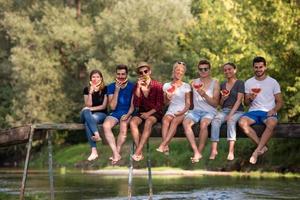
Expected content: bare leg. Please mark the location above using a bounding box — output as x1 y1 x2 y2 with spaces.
116 117 131 153
161 115 173 142
183 118 201 162
103 117 121 162
198 118 211 155
209 142 218 160
134 116 157 157
250 118 277 164
238 117 259 144
227 140 235 161
159 115 184 150
130 116 142 148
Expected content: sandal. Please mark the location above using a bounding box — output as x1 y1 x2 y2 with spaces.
132 154 144 162
111 156 122 165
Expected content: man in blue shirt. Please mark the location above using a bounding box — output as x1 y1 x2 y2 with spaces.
103 64 135 164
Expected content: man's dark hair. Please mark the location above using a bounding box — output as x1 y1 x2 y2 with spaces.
116 64 128 74
253 56 266 66
198 59 211 68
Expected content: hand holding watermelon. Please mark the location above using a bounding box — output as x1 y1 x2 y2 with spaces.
220 89 230 96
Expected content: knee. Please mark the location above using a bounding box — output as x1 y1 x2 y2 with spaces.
82 109 91 117
182 120 189 129
200 122 209 130
238 118 248 129
103 122 111 131
211 119 221 127
130 120 137 129
144 120 154 128
162 117 171 125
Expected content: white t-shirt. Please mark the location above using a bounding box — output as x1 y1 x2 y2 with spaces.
163 82 191 114
192 78 217 114
245 76 281 112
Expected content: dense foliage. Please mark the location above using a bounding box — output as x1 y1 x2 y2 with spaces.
0 0 299 128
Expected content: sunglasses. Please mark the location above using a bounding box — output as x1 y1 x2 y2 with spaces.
198 67 209 72
177 61 186 66
139 69 149 75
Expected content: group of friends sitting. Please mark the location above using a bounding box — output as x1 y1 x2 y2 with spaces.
80 56 283 165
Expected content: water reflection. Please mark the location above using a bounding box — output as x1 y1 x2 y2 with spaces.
0 171 299 200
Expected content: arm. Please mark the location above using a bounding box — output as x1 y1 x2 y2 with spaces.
84 86 95 107
121 95 135 121
89 95 108 112
84 94 93 107
175 92 191 116
108 85 120 110
268 93 284 116
226 92 244 120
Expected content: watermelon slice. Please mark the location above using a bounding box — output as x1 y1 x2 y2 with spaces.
116 78 128 85
89 80 101 87
251 88 261 94
166 84 176 93
193 82 204 90
220 89 230 96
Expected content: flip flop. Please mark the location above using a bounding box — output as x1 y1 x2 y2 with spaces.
132 154 144 162
111 156 122 165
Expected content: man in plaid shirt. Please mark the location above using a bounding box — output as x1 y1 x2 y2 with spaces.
130 62 164 161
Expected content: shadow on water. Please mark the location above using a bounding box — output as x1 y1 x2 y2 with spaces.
0 170 300 200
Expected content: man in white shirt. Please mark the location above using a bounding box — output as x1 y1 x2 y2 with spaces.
239 56 283 164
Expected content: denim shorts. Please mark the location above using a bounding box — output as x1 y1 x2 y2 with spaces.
185 110 215 123
242 110 277 125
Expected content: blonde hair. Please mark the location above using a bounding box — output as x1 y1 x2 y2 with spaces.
172 61 186 79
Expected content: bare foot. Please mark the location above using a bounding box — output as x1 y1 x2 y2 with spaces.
132 154 144 162
209 151 218 160
249 151 259 164
87 153 98 161
91 133 102 142
227 153 234 161
258 146 268 156
190 153 202 163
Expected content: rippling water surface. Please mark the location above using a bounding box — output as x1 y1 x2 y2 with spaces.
0 171 299 200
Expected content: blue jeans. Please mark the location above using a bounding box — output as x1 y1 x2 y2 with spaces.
80 109 107 148
211 108 244 141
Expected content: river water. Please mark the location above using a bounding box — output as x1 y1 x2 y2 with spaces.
0 170 299 200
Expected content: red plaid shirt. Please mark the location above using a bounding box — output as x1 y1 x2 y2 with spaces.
133 79 164 117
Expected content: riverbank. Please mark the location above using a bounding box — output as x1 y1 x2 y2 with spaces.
2 138 300 173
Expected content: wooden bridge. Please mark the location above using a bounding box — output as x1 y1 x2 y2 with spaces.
1 122 300 200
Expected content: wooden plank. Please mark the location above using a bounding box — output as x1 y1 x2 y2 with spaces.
1 123 300 147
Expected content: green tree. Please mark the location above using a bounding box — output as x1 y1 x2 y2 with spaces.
181 0 300 121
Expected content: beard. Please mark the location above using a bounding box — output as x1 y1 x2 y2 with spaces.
255 71 265 77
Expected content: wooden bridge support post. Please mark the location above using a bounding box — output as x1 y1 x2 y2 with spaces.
128 141 135 199
147 141 153 200
47 130 55 200
19 125 35 200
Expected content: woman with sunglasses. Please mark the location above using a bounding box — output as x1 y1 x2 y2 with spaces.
80 69 108 161
130 62 164 161
156 61 191 155
183 59 220 163
210 63 244 161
